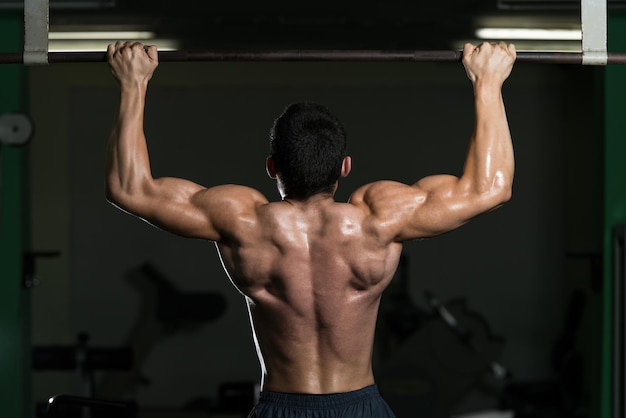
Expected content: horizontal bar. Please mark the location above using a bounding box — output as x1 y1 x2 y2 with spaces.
0 50 626 65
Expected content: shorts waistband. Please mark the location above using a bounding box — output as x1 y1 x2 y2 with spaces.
258 384 381 410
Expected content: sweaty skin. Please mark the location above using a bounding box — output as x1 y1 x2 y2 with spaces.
105 41 516 394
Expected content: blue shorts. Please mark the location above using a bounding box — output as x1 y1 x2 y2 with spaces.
247 384 397 417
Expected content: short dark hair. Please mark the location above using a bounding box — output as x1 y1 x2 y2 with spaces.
269 102 347 199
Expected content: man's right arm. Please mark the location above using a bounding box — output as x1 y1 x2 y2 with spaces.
350 42 516 242
105 41 268 242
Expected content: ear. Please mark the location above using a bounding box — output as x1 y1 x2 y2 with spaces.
340 156 352 178
266 156 277 179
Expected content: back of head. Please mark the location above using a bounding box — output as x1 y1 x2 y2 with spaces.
269 102 347 199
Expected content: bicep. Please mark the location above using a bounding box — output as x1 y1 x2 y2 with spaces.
354 175 505 242
110 177 261 241
404 175 477 238
143 177 217 239
412 174 510 237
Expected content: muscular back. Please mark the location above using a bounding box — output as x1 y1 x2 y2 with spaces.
216 195 403 394
105 38 515 398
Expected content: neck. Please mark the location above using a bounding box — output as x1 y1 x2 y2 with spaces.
284 192 334 202
278 181 339 202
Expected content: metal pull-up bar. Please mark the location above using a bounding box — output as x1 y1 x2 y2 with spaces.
1 50 626 65
3 0 624 65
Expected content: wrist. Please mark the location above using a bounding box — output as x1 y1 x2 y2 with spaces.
120 80 149 95
117 83 147 117
473 79 503 101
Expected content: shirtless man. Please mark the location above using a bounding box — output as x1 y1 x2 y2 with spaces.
105 40 516 417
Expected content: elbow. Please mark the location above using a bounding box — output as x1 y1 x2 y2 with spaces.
490 172 513 206
104 175 154 214
472 170 512 209
104 185 116 205
475 184 511 215
496 185 513 205
104 168 147 204
104 177 136 210
105 181 123 207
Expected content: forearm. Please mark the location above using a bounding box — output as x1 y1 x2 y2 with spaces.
105 83 153 204
462 80 514 197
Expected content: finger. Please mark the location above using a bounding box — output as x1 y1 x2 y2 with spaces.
127 42 144 54
145 45 159 62
463 43 477 58
476 41 494 55
111 40 126 55
116 40 131 53
498 41 512 54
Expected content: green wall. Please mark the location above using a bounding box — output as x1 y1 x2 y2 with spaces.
603 11 626 418
0 10 30 418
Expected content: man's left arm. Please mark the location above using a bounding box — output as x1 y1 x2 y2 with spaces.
350 42 515 243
